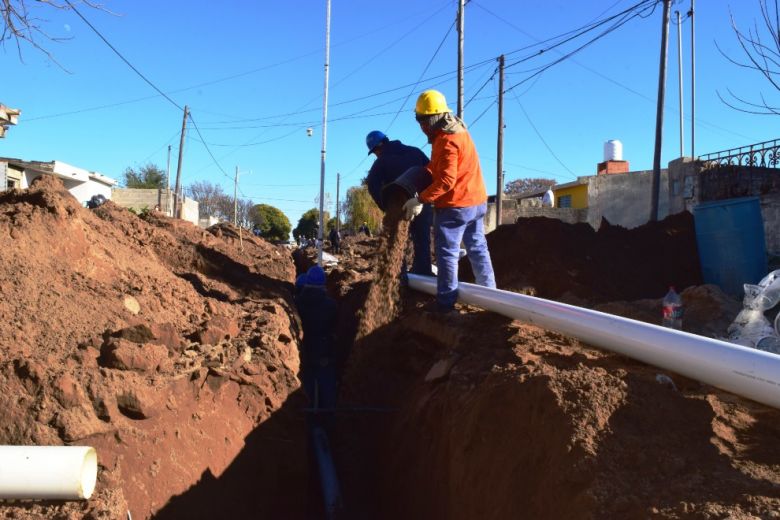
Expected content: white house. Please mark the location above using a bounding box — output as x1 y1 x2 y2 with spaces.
0 157 118 205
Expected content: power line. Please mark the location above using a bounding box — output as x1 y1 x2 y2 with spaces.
385 18 456 130
512 92 577 178
64 0 183 112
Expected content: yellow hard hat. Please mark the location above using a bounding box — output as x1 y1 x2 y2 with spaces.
415 89 451 116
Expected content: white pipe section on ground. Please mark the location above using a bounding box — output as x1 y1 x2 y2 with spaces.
408 275 780 410
0 446 97 500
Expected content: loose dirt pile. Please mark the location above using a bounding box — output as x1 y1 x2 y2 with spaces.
0 176 307 519
463 212 703 303
328 213 780 518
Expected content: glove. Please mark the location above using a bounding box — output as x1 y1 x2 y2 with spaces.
403 197 423 220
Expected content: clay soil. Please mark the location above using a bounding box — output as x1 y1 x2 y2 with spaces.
3 179 780 519
0 176 308 519
330 213 780 519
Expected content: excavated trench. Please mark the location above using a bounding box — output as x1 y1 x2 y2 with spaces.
2 177 780 518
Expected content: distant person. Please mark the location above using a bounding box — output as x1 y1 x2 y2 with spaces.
542 187 555 208
294 265 338 411
328 227 341 254
406 89 496 312
365 130 433 275
358 222 372 237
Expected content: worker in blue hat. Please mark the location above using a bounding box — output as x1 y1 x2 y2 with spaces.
294 265 338 411
365 130 434 275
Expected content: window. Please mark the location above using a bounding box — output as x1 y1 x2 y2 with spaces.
6 179 18 189
558 194 572 208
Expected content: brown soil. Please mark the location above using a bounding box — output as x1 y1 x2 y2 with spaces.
4 178 779 519
327 213 780 519
462 212 703 303
0 176 307 519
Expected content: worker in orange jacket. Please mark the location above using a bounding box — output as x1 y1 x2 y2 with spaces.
404 89 496 312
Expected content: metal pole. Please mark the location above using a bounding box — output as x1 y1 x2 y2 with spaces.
335 172 340 233
457 0 465 119
496 55 505 228
174 105 188 220
690 0 696 159
317 0 331 265
651 0 671 222
676 10 684 158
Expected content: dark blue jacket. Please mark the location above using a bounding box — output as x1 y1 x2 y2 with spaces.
367 140 429 210
295 286 338 363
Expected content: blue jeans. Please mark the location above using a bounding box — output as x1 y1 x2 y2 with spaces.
434 203 496 308
409 203 433 276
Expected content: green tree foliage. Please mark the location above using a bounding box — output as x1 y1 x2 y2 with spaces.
293 208 329 240
504 177 556 195
342 184 382 232
123 163 166 189
251 204 291 241
326 216 338 232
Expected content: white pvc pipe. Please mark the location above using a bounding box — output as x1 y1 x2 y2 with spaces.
0 446 97 500
408 275 780 409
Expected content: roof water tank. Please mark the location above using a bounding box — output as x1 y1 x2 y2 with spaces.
603 140 623 161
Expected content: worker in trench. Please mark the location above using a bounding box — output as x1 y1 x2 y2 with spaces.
294 265 339 416
404 89 496 312
365 129 434 275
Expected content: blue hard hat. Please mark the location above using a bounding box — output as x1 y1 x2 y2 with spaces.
306 265 326 286
366 130 387 155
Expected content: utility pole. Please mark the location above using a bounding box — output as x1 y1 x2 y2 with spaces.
690 0 696 159
676 10 684 158
233 166 239 227
166 144 172 216
651 0 671 222
317 0 332 265
174 105 189 220
457 0 465 118
335 172 340 233
496 55 505 228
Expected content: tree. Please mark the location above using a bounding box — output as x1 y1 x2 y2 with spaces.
342 184 382 232
293 208 329 240
186 180 230 220
2 1 108 66
718 1 780 114
251 204 291 241
504 177 556 196
123 163 166 189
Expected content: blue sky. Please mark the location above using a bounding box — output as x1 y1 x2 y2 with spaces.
2 0 777 227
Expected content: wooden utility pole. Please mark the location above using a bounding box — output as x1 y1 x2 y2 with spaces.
496 55 505 228
676 10 684 158
651 0 671 222
174 105 189 219
690 0 696 159
457 0 465 118
166 144 172 216
335 172 340 233
233 166 239 226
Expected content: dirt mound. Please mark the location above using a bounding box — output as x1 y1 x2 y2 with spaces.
0 176 305 519
465 212 702 303
324 207 775 518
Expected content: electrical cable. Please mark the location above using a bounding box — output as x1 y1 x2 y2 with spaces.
63 0 183 112
512 91 577 178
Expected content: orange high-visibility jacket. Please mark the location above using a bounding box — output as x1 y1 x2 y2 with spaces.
419 130 487 208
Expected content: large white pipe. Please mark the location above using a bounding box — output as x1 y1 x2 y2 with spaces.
0 446 97 500
408 275 780 409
